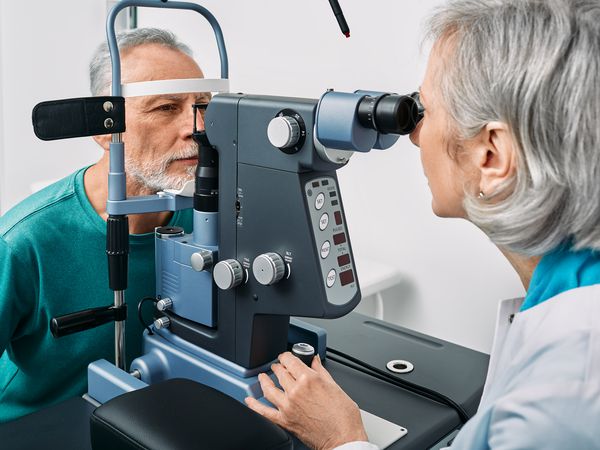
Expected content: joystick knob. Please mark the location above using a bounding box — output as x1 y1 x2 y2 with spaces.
292 342 315 366
253 253 286 286
213 259 244 290
267 116 300 149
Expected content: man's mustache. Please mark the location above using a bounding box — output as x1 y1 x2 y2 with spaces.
166 145 199 164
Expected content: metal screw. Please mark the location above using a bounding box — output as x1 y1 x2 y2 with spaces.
104 118 114 129
103 101 114 112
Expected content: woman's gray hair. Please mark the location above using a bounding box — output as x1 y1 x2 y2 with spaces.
426 0 600 255
89 27 193 96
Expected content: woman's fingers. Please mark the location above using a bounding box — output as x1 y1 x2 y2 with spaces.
279 351 312 378
244 396 283 426
311 355 335 382
271 363 296 391
257 372 286 408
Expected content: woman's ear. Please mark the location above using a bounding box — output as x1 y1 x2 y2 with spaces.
472 121 516 195
93 133 111 152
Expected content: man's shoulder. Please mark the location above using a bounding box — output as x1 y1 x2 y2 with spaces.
0 168 85 241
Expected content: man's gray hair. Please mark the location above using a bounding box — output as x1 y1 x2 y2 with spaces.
426 0 600 255
89 27 193 96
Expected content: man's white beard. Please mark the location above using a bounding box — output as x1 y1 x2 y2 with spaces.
126 145 198 192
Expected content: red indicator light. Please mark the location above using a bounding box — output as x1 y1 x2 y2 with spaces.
333 232 346 245
337 254 351 266
334 211 343 225
340 269 354 286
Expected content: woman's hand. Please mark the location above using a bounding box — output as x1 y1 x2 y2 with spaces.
245 352 368 450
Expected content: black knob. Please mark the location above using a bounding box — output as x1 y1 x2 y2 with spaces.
292 342 315 366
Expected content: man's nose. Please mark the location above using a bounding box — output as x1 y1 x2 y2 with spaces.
409 120 422 147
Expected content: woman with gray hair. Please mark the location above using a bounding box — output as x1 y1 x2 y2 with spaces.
246 0 600 448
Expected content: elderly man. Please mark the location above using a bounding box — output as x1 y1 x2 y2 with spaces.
0 28 209 422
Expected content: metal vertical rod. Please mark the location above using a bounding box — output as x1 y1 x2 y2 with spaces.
110 132 127 371
114 290 126 370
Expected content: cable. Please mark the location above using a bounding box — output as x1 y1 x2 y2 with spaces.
326 347 470 424
137 297 158 335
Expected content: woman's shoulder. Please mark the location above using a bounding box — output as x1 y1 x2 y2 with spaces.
518 284 600 337
461 285 600 448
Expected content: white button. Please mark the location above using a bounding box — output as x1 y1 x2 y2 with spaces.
315 193 325 210
320 241 331 259
326 269 336 288
319 213 329 230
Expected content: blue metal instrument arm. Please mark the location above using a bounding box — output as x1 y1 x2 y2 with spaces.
106 0 229 98
104 0 228 212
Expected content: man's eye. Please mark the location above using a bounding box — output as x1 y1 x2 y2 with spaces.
155 104 178 112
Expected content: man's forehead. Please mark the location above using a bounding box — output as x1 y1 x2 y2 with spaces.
120 44 204 84
138 93 212 104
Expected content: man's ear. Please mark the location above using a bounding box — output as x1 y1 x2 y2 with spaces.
93 133 111 152
472 121 516 196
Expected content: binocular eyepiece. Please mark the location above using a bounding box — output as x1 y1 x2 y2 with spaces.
315 90 424 153
357 92 424 135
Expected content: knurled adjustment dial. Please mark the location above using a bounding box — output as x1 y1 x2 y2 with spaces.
252 252 286 286
190 249 213 272
213 259 244 290
267 116 301 149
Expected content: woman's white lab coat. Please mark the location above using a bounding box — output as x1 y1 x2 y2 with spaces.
339 284 600 450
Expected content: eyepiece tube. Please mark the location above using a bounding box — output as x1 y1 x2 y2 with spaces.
357 92 424 135
192 103 219 213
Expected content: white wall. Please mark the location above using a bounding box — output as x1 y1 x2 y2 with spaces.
0 0 106 214
0 1 525 353
0 4 4 214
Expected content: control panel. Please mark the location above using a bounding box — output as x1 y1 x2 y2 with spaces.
305 176 358 306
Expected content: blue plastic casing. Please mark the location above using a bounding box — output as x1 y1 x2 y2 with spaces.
315 90 400 152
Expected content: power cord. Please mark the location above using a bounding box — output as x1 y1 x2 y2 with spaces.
137 297 158 335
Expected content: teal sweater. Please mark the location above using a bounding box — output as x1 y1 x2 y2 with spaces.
0 168 191 422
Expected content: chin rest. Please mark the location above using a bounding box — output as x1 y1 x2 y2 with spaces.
90 378 293 450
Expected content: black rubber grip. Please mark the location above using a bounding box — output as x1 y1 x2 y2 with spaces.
106 215 129 291
193 131 219 213
50 305 126 338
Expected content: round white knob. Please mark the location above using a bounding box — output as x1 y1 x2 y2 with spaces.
253 252 286 286
213 259 244 290
154 316 171 330
156 297 173 312
267 116 300 149
190 249 213 272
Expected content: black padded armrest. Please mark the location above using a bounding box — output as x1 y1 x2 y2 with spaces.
90 378 292 450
